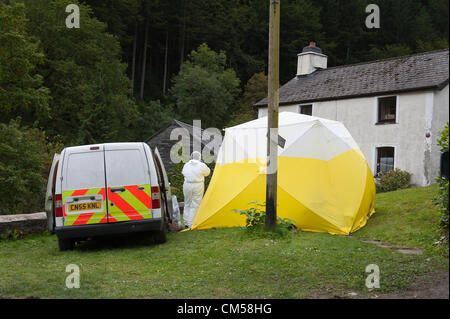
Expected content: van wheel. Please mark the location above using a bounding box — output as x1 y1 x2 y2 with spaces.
153 223 167 244
58 237 75 251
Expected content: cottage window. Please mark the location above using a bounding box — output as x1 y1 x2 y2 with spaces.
377 96 397 124
376 147 395 175
299 104 313 116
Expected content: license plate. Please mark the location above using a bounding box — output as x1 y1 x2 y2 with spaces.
68 202 102 212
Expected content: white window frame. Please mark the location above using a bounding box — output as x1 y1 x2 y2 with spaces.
373 95 399 125
297 103 314 116
373 144 397 176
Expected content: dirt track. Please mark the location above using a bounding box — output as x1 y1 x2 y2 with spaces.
374 270 449 299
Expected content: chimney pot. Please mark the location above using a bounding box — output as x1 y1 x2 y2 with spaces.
309 42 316 47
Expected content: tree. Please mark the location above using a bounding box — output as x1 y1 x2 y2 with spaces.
0 1 50 126
280 0 324 81
170 43 240 129
227 72 267 127
0 119 47 215
134 99 173 140
366 44 412 60
23 0 139 145
80 0 143 96
77 0 449 103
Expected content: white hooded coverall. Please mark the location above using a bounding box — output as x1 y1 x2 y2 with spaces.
182 152 211 228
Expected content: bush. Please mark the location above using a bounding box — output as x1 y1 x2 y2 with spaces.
435 122 449 236
0 119 59 215
435 177 449 233
0 229 26 241
168 162 185 202
234 201 297 239
377 168 411 192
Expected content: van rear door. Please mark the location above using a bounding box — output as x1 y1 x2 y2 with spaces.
104 143 153 222
153 147 173 222
61 145 107 226
45 153 60 233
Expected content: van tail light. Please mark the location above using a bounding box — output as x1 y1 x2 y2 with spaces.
151 187 161 209
55 194 63 217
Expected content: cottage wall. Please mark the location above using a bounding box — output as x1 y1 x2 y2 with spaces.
258 88 449 186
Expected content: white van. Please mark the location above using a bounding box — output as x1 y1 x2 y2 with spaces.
45 143 173 251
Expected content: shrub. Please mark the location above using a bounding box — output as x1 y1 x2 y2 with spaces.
234 201 297 239
377 168 411 192
437 122 449 153
168 162 185 202
435 122 449 236
375 184 384 194
435 178 449 233
0 229 26 241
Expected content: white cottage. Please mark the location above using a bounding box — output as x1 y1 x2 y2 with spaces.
255 43 449 186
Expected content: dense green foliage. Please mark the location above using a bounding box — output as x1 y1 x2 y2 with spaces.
23 0 140 145
168 162 185 202
135 99 173 140
436 178 449 235
81 0 448 100
227 72 267 127
377 168 411 193
0 2 50 126
170 43 241 129
437 122 449 153
0 120 47 214
435 122 449 235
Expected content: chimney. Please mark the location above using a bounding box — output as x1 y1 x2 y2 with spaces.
297 42 328 76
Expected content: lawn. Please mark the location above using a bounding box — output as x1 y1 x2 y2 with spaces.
0 185 448 298
353 184 447 256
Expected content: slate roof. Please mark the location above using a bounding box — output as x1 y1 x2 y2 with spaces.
145 119 206 145
145 119 208 172
255 49 449 107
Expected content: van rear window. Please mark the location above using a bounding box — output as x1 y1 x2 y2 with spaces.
65 152 105 190
105 149 149 187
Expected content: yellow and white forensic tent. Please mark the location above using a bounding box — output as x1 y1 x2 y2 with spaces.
191 112 376 235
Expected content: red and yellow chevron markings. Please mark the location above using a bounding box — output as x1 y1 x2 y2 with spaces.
107 184 153 223
62 188 107 226
62 184 154 226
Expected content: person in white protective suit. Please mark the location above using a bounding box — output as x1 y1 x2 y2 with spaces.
182 151 211 228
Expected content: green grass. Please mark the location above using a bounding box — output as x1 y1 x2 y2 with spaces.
0 185 448 298
353 184 447 256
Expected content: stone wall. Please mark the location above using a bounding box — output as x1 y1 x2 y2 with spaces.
0 213 47 236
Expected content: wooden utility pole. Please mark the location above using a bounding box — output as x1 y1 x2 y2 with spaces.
266 0 280 232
